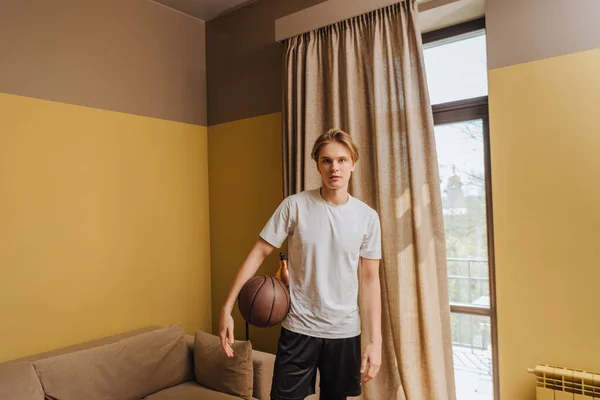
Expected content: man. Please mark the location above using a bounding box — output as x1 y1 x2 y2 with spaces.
219 129 382 400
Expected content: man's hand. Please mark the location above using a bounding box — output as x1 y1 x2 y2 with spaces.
360 341 382 384
219 311 235 358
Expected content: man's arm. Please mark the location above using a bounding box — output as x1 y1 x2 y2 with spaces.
359 256 382 383
219 237 276 356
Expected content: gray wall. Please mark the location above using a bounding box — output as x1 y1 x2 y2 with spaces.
0 0 207 125
486 0 600 69
206 0 326 126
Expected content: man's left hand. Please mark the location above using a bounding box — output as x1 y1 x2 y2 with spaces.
360 341 382 384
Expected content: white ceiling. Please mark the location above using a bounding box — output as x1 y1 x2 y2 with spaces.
151 0 258 21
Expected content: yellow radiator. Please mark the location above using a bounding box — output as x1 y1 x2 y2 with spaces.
529 365 600 399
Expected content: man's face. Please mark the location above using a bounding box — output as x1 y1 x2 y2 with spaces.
317 141 355 190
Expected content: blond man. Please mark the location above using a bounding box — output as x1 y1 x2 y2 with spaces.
219 129 382 400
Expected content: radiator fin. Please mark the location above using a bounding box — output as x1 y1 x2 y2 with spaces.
529 364 600 399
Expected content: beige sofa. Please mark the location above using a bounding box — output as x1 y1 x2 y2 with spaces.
0 325 276 400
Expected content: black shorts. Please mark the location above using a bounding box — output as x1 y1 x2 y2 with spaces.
270 327 362 400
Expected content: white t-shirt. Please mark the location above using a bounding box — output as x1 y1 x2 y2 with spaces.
259 188 382 339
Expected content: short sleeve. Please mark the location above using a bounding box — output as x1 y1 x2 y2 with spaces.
359 212 382 260
259 197 294 248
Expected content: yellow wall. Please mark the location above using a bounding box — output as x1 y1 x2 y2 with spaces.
0 93 212 362
207 112 285 354
489 48 600 399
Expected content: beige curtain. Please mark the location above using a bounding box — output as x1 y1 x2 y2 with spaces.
282 1 455 399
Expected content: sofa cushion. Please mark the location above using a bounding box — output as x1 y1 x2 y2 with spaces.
251 350 276 400
34 324 193 400
194 330 253 399
145 381 252 399
0 362 44 400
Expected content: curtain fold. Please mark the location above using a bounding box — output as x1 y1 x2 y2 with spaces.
283 1 456 399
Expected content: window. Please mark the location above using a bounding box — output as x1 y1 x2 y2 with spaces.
424 30 488 104
423 19 498 400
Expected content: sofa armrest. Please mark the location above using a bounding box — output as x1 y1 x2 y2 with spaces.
251 350 275 400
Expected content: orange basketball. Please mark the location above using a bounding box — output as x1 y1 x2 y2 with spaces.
238 275 290 328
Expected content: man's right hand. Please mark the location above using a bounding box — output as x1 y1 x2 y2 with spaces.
219 311 235 357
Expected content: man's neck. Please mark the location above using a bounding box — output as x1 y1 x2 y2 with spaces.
320 186 349 205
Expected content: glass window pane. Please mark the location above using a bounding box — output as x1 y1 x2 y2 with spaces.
424 32 488 105
452 313 493 400
434 120 489 307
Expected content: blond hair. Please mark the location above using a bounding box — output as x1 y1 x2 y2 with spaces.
311 129 359 163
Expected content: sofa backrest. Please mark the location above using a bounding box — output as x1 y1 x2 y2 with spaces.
0 361 44 400
0 325 167 400
5 325 162 364
33 324 194 400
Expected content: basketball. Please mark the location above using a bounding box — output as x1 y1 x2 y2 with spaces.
238 275 290 328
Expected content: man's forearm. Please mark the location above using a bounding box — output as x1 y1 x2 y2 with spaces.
362 273 382 343
222 238 274 315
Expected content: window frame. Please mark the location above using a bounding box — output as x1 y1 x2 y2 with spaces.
424 17 500 400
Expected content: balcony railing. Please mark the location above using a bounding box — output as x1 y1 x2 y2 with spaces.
447 257 489 306
447 257 491 354
446 257 495 400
